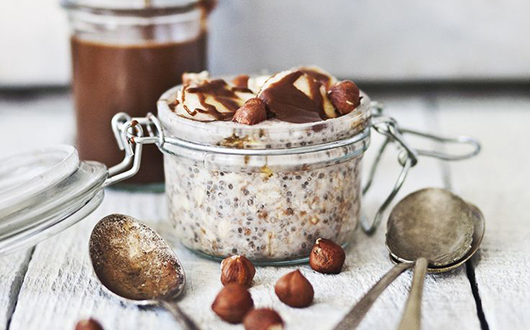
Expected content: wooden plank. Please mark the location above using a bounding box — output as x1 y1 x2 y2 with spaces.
0 250 33 330
436 91 530 330
349 95 480 330
4 94 480 329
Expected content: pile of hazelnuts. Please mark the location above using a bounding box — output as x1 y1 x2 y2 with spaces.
211 238 345 330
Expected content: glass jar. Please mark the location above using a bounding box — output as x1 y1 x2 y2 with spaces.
157 85 372 263
62 0 212 187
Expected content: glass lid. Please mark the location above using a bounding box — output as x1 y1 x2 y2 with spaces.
0 145 108 256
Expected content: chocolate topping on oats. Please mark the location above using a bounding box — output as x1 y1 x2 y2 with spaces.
173 66 360 125
258 70 336 123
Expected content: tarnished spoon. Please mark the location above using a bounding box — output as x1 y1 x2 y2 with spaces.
89 214 200 330
393 201 485 329
389 189 477 330
334 188 478 330
389 202 485 273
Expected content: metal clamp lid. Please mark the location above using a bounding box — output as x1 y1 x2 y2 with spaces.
105 111 372 185
360 102 481 235
106 105 481 236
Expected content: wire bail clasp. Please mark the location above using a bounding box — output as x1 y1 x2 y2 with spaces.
104 113 164 187
361 102 481 235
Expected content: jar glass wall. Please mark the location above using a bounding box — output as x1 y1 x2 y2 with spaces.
157 85 372 264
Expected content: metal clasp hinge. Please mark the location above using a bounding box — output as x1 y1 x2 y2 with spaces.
361 102 481 235
103 113 163 187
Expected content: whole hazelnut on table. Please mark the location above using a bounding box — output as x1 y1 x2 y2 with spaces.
309 238 346 274
75 319 104 330
212 283 254 323
221 255 256 288
328 80 361 115
243 308 284 330
274 270 314 308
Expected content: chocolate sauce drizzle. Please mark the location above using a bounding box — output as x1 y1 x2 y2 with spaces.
258 71 327 123
184 79 250 120
299 68 332 89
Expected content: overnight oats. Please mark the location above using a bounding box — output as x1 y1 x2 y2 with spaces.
157 66 372 263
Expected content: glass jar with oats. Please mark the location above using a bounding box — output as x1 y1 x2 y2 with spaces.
155 68 372 264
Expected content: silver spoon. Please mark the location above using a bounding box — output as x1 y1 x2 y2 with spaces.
394 201 485 330
389 189 477 330
89 214 200 330
333 188 479 330
389 202 485 273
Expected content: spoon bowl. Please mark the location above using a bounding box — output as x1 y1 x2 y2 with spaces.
386 188 475 267
389 202 485 273
89 214 199 330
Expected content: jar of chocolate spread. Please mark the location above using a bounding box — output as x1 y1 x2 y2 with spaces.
61 0 215 188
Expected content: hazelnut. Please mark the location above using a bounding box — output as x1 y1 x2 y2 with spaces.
328 80 360 115
75 319 104 330
309 238 346 274
233 98 268 125
243 308 284 330
212 284 254 324
274 270 314 308
232 74 250 88
220 255 256 288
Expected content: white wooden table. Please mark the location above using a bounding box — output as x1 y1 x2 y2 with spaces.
0 87 528 330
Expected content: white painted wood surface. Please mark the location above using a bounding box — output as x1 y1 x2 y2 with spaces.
436 91 530 330
0 88 526 329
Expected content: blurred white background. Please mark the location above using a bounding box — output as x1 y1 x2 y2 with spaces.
1 0 530 86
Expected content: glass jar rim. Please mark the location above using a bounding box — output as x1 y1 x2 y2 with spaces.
61 0 200 16
157 84 372 150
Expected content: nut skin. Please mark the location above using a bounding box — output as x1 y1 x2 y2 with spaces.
232 74 250 88
212 284 254 324
232 98 268 125
243 308 284 330
309 238 346 274
328 80 360 115
221 255 256 288
274 270 314 308
75 319 104 330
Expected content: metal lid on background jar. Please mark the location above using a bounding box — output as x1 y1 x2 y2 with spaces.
0 145 107 257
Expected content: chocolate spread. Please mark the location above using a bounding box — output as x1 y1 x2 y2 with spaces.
71 33 207 184
258 71 327 123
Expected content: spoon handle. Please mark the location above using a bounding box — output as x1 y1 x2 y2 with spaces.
397 258 428 330
333 262 413 330
159 300 201 330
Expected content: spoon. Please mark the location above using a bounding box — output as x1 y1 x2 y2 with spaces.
394 201 485 329
389 202 485 273
389 189 476 330
89 214 200 330
333 188 478 330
